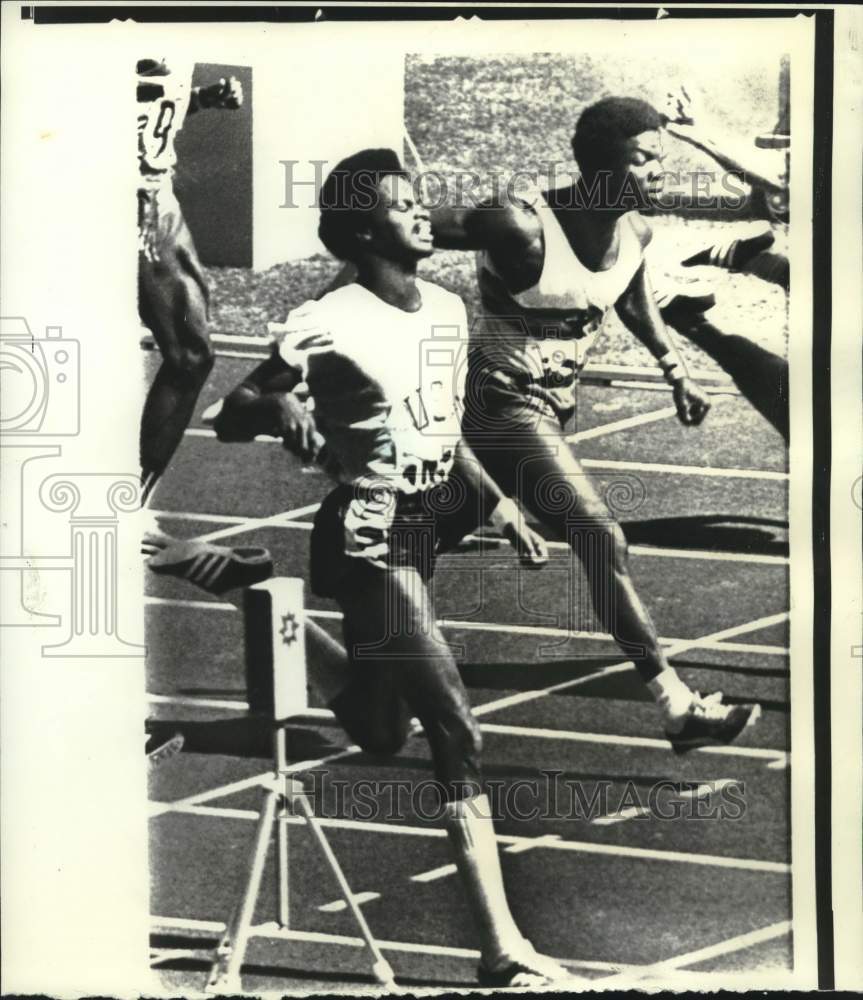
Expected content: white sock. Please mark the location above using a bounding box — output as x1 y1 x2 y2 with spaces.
647 670 694 727
443 793 527 967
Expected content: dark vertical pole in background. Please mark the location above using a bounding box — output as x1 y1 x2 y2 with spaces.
174 63 253 268
811 9 834 990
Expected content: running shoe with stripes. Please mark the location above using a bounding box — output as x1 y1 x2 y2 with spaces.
682 222 775 272
666 691 761 754
477 941 586 989
147 539 273 595
147 732 185 768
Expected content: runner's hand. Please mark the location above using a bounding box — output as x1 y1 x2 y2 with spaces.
663 84 695 126
202 76 244 109
493 500 548 568
265 392 321 461
673 377 711 426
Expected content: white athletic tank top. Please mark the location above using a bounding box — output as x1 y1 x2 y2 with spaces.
272 280 468 495
137 58 193 189
473 189 644 411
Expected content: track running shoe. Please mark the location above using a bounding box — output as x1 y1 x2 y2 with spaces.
682 222 775 272
666 691 761 754
147 539 273 595
147 732 185 768
477 941 586 989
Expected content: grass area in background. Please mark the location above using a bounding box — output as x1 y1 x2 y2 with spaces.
205 52 788 373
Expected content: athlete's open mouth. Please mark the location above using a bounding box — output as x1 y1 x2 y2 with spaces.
415 223 433 242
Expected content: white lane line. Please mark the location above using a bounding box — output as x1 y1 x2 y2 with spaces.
606 380 739 396
184 427 280 442
150 947 211 967
630 546 785 565
579 362 732 386
150 741 364 816
592 804 652 826
179 429 786 481
698 640 787 656
144 594 789 658
148 771 273 818
579 457 788 482
143 330 267 350
471 611 789 718
479 723 788 765
152 804 789 874
153 512 789 565
147 333 728 385
149 612 788 815
472 661 634 717
591 779 740 827
143 696 788 765
150 506 319 541
150 915 632 973
149 915 781 983
406 836 561 887
152 509 256 525
145 595 236 612
456 533 788 566
595 919 792 984
148 693 250 712
318 891 380 913
410 864 457 884
503 833 562 854
196 504 322 543
566 405 678 443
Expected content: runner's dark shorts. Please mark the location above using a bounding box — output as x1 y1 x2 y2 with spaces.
310 482 482 599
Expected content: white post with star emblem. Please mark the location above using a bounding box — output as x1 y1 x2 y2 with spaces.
243 577 308 722
208 577 398 994
243 578 307 934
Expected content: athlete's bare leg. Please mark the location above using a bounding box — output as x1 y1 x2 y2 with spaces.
739 250 789 290
464 408 674 684
309 564 568 975
138 204 215 503
326 565 480 791
663 306 789 441
463 390 760 746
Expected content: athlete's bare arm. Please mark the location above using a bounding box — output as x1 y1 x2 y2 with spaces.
215 347 547 563
213 349 319 458
431 200 542 288
666 123 785 194
663 88 785 193
188 76 244 115
616 256 712 426
453 439 548 566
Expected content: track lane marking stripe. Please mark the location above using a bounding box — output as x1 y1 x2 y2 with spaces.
471 611 789 718
594 919 792 984
144 595 789 657
152 804 789 873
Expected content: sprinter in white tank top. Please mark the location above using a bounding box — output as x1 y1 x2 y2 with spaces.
213 149 588 989
431 97 759 754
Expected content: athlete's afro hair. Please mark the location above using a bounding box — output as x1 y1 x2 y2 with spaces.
317 148 410 262
571 97 665 174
